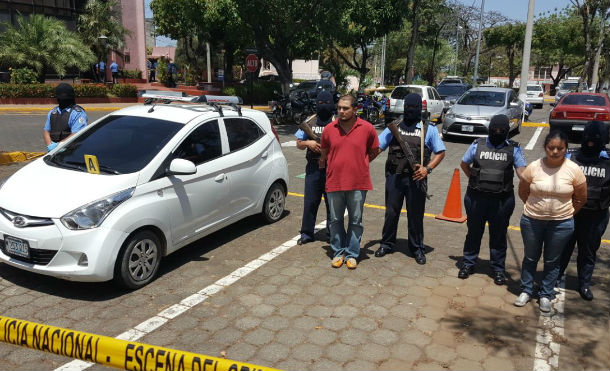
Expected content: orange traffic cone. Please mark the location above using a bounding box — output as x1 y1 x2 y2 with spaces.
435 168 467 223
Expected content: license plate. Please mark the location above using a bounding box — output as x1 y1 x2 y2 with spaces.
572 125 585 131
4 235 30 259
462 125 474 132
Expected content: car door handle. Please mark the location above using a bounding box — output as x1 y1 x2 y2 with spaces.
214 174 226 182
261 151 268 159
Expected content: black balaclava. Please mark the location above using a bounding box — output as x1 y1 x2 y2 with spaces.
56 83 75 110
581 120 607 158
316 91 334 124
403 93 422 126
488 114 510 147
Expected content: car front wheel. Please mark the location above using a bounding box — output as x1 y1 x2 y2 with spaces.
114 230 162 289
262 182 286 223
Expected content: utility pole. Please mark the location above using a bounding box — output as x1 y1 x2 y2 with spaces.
473 0 485 85
454 19 460 75
381 35 386 86
518 0 535 101
206 42 211 84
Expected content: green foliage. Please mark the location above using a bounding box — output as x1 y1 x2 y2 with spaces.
222 86 237 96
10 68 38 84
156 58 169 85
0 84 55 98
110 84 138 97
0 14 95 81
73 84 110 97
179 65 199 86
411 78 429 86
78 0 130 59
224 80 281 104
0 83 137 98
121 69 142 79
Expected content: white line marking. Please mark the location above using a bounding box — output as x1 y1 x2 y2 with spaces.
54 222 328 371
526 127 544 150
533 282 566 370
281 140 296 147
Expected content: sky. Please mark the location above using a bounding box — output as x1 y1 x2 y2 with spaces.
456 0 572 21
145 0 574 46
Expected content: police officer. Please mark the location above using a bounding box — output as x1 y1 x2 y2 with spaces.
458 114 526 285
374 93 446 264
43 83 88 152
295 91 335 245
558 120 610 300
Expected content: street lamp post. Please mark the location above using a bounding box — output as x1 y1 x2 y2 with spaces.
473 0 485 85
454 20 461 76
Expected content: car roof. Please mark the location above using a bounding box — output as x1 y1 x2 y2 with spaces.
437 83 469 87
393 85 432 89
108 103 266 125
563 92 608 97
469 87 512 93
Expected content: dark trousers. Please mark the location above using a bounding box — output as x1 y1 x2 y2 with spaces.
149 70 156 82
381 173 426 254
462 189 515 272
99 70 105 83
559 209 609 289
300 161 330 241
112 72 118 84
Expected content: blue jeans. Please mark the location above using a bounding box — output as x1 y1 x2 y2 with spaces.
519 215 574 299
327 190 367 260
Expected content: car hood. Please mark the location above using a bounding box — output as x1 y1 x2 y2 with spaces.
440 94 463 101
449 104 508 117
0 158 139 218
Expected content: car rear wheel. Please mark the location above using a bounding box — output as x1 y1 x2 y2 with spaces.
262 182 285 223
114 230 162 289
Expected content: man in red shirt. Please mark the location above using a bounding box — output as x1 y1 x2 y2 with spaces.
320 95 380 269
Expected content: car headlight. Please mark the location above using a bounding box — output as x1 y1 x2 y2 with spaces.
445 112 455 119
61 187 134 230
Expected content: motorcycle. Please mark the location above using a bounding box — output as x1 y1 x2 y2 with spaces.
356 94 382 125
269 90 292 125
290 90 316 124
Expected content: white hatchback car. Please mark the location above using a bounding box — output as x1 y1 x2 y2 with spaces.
0 95 289 289
385 85 445 124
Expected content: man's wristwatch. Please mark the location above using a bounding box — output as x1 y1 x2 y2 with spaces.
426 166 433 174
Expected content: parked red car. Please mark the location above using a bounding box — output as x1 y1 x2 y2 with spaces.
550 92 610 135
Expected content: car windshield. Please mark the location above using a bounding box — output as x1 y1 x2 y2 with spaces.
456 91 506 107
527 86 542 91
561 95 606 106
441 79 462 84
436 86 467 96
295 81 316 90
46 115 182 174
391 86 423 99
559 82 579 91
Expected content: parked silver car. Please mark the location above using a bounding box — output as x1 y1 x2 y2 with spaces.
441 87 524 138
385 85 445 124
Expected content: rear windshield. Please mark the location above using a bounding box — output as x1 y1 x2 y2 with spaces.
46 115 182 174
391 86 423 99
436 85 467 96
561 95 606 106
559 82 579 91
456 91 506 107
527 86 542 91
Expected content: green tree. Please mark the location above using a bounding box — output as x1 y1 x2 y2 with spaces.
329 0 408 86
483 23 525 88
78 0 130 65
532 11 585 92
0 14 95 82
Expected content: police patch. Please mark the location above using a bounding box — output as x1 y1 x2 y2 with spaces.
79 116 86 124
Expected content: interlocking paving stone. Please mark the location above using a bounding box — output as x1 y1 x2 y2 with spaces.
243 328 275 346
292 343 323 362
260 315 290 331
275 328 306 346
257 343 290 363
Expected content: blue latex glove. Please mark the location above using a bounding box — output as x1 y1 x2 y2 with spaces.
46 142 58 152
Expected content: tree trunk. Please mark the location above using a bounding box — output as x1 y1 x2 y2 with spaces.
426 32 440 85
266 54 292 95
224 43 234 83
404 0 420 84
508 48 516 88
590 13 608 91
358 44 368 88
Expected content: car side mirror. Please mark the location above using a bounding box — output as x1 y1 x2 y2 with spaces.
168 158 196 175
449 99 456 105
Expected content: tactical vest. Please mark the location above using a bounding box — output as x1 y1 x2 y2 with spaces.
49 105 83 142
467 138 515 194
305 115 331 162
386 124 431 174
570 149 610 211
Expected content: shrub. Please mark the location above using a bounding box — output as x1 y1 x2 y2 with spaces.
223 86 237 96
121 69 142 79
0 84 55 98
412 78 429 86
73 84 107 97
156 58 169 85
10 68 38 84
226 80 281 104
110 83 138 97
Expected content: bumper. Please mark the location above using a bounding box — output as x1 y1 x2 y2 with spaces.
526 97 544 105
0 215 128 282
549 119 610 132
441 117 490 138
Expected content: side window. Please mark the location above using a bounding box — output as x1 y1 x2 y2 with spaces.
224 118 265 152
427 88 434 101
432 88 441 101
174 120 222 165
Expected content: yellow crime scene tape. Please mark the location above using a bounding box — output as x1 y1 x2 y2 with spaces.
0 316 280 371
287 191 610 245
0 151 45 166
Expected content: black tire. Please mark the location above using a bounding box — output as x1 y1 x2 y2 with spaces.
368 109 380 125
262 182 285 223
114 230 162 289
537 103 543 109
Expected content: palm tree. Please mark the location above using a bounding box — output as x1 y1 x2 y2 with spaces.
78 0 130 64
0 14 95 82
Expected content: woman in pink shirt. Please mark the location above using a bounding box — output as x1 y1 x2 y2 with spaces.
514 131 587 312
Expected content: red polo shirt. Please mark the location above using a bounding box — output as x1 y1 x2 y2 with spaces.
320 117 379 192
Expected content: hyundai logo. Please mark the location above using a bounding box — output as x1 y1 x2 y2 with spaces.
13 216 26 228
